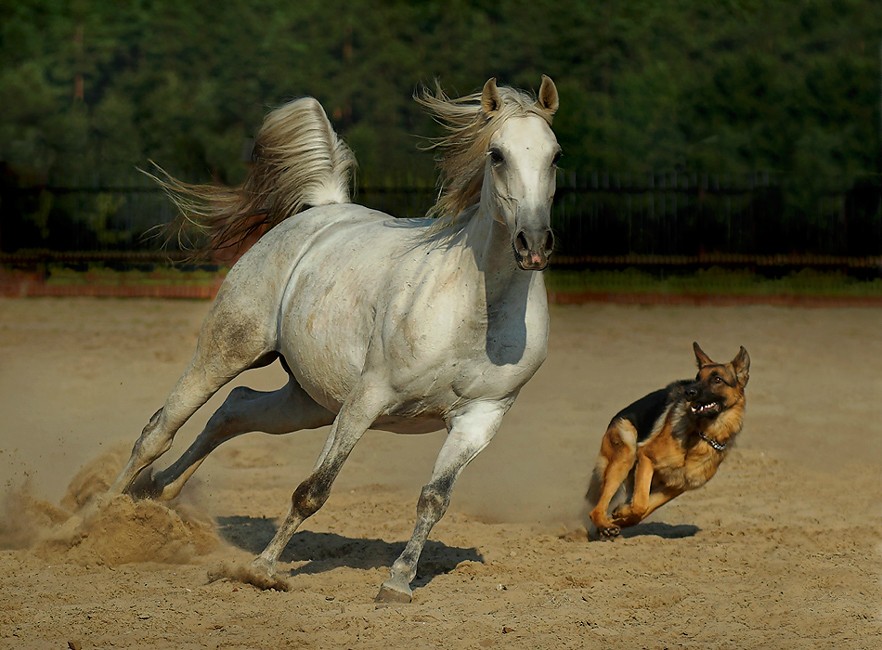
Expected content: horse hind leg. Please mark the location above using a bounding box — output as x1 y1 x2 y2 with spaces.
141 377 335 501
110 371 232 496
109 297 277 497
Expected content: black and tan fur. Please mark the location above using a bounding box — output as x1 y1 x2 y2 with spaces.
585 342 750 540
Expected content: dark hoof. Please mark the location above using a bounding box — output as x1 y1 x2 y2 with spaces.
127 468 161 499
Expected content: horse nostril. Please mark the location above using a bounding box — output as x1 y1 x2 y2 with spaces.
544 229 555 253
516 231 529 253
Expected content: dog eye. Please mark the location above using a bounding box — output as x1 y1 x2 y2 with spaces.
713 376 723 384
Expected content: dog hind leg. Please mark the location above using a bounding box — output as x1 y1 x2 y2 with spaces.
586 421 637 539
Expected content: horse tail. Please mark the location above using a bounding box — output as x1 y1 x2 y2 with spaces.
147 97 356 256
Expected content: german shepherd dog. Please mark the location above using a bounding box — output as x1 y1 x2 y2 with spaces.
585 342 750 540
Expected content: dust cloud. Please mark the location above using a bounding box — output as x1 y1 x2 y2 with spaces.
1 447 219 566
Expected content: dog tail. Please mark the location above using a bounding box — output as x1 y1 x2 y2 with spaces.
584 463 603 510
583 463 603 539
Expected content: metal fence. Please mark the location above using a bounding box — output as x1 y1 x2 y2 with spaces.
3 173 881 267
552 171 882 259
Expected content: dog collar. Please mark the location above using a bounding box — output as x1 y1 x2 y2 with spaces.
698 431 727 452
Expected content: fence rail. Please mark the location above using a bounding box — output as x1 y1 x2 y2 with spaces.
3 173 881 264
3 249 880 271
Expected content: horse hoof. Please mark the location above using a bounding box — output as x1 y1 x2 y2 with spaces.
375 581 413 604
127 468 160 499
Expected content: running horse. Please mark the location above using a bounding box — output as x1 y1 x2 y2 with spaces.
110 76 561 602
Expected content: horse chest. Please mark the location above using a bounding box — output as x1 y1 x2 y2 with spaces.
386 275 548 395
404 318 547 404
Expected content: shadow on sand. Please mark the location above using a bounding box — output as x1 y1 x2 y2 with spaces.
216 515 483 589
619 521 700 539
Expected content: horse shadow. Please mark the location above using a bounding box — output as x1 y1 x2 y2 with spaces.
618 521 700 539
215 515 483 589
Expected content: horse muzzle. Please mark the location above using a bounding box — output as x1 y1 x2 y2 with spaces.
513 227 554 271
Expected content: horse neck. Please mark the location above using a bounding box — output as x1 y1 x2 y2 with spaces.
458 203 547 366
461 204 541 304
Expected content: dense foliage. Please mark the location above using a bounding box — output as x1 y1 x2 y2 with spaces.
2 0 881 254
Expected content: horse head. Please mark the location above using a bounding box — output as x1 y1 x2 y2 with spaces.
480 76 560 271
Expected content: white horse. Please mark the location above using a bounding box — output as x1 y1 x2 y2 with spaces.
110 76 561 602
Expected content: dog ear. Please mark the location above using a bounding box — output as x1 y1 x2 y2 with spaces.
732 346 750 387
693 341 713 368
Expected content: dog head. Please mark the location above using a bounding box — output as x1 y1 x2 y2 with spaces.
684 342 750 418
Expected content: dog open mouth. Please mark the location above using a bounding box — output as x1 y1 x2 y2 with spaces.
690 401 721 416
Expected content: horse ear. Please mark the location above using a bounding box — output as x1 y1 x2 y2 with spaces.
693 341 713 368
481 78 501 116
537 75 559 115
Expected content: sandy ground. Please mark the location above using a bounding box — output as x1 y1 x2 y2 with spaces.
1 296 880 649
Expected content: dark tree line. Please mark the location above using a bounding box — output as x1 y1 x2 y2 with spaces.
2 0 881 255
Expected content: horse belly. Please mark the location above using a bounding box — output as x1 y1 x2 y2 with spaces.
275 235 388 410
278 290 375 410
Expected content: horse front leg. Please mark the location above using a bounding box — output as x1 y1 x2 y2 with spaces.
249 382 391 585
376 402 506 603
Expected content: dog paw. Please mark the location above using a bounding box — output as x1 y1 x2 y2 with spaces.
611 506 640 527
597 525 621 540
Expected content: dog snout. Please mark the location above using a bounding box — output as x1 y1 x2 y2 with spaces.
685 386 699 400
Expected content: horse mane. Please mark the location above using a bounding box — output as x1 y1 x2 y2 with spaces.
415 80 554 228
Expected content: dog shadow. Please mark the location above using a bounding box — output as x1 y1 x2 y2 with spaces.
618 521 700 539
215 515 483 588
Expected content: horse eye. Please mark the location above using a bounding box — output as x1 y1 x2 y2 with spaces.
488 148 504 166
552 150 562 166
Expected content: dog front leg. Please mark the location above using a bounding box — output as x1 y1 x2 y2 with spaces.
611 453 654 528
641 487 683 520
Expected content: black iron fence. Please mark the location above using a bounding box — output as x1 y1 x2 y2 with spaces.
2 172 881 267
552 171 882 259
